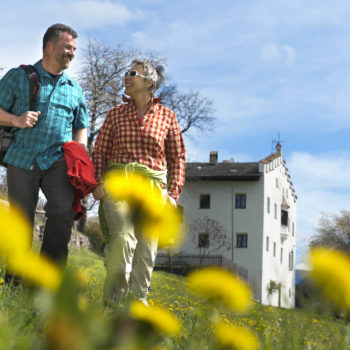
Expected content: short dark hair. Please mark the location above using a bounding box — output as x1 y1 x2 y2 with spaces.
43 23 78 50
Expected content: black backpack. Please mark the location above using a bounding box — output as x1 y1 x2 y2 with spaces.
0 65 41 167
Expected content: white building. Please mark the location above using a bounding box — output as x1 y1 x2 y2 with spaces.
178 144 297 308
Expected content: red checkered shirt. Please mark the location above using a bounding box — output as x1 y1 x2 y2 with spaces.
92 98 186 201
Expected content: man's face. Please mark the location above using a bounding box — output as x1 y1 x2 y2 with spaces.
50 32 76 71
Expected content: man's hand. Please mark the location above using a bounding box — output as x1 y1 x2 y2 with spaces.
13 111 40 128
93 183 106 201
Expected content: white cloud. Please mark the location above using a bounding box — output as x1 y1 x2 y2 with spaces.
184 139 258 164
131 31 157 48
53 1 143 28
281 45 296 64
288 151 350 190
261 42 296 65
261 42 281 60
287 151 350 260
0 1 143 69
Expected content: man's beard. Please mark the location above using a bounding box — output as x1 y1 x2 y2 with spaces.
59 54 73 70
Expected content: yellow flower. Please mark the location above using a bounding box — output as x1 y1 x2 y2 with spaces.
78 295 88 312
214 321 259 350
0 277 4 285
142 200 183 249
130 300 181 336
104 171 183 248
0 203 62 290
8 251 62 290
187 267 251 312
75 268 90 287
104 171 163 210
45 313 86 350
0 204 32 258
308 247 350 310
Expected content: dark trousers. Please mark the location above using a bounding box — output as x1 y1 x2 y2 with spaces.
7 156 75 265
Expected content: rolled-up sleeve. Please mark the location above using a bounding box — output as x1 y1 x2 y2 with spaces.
165 112 186 202
92 108 116 183
73 86 89 130
0 69 18 111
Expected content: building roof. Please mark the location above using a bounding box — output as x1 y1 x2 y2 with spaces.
185 148 296 200
186 161 261 181
260 152 281 164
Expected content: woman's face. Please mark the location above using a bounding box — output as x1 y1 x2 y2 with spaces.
124 64 152 98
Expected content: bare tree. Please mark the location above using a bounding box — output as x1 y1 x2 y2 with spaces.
78 39 163 155
76 40 162 231
78 39 216 154
158 84 215 136
78 39 134 154
309 210 350 254
189 216 231 257
76 39 216 232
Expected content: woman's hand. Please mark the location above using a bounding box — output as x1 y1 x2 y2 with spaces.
167 195 177 207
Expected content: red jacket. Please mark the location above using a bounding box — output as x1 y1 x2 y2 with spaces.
63 141 97 220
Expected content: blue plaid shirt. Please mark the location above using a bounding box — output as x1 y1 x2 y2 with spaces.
0 60 88 170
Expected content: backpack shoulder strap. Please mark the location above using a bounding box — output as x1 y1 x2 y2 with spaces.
19 65 41 111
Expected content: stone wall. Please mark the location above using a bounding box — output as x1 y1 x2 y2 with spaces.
33 223 92 249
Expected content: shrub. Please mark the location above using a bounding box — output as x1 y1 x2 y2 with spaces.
84 216 105 254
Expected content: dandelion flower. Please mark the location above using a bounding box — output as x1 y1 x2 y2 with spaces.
104 171 183 248
0 204 32 257
104 171 163 211
0 203 62 290
187 267 251 312
75 268 90 287
130 300 181 336
214 320 259 350
141 200 183 248
308 247 350 310
8 251 62 290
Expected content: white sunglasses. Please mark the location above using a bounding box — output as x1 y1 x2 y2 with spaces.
125 70 147 79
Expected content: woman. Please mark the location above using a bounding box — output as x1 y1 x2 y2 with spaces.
92 59 186 306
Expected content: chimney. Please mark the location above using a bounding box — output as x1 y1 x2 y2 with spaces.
210 151 218 165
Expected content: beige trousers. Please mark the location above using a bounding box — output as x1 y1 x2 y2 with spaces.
103 197 158 303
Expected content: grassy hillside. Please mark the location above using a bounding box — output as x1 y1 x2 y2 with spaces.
0 246 349 349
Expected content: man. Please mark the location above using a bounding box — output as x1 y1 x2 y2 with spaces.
0 24 88 269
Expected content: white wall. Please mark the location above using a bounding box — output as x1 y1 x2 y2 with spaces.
260 157 297 308
178 156 297 308
178 178 266 301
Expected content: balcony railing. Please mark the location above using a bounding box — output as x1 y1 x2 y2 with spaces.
281 225 288 241
155 254 248 281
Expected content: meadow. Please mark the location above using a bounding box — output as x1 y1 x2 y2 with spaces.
1 174 350 350
1 246 349 350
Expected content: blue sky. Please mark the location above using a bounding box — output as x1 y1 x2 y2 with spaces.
1 0 350 263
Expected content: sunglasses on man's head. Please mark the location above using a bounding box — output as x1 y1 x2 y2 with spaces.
125 70 147 79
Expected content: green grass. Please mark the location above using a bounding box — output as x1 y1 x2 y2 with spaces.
1 247 350 349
